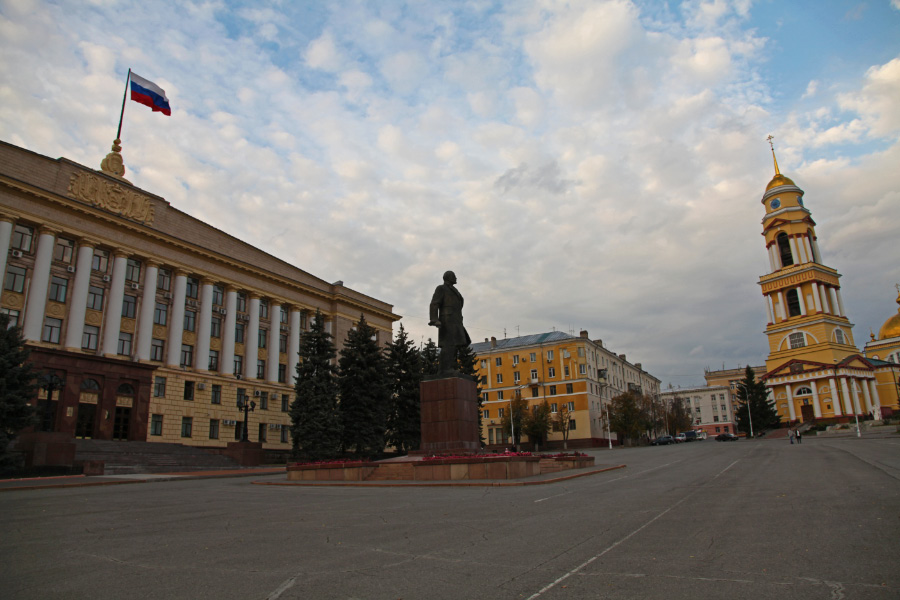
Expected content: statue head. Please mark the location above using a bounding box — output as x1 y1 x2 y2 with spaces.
443 270 457 285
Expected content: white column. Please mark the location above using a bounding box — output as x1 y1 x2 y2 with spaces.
288 307 301 386
324 316 333 335
803 237 814 264
194 278 214 371
835 288 846 318
166 270 188 367
810 379 822 418
868 379 882 418
101 252 128 356
0 217 13 305
244 294 260 379
63 240 96 350
767 245 777 272
136 261 159 361
22 226 57 341
220 287 237 376
811 237 822 264
765 295 775 324
267 300 280 383
850 378 863 415
820 286 832 314
785 385 797 421
788 237 800 265
828 377 843 416
810 282 822 313
796 286 807 316
776 291 786 320
840 377 854 415
858 378 873 415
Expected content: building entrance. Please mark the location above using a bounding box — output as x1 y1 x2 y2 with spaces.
800 404 815 422
75 403 96 438
113 407 131 440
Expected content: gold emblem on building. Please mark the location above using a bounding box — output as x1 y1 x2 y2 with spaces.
68 171 155 225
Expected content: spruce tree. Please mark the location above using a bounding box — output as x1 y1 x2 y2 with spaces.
455 343 484 443
735 365 781 436
290 310 341 461
0 314 37 466
385 324 423 453
338 315 390 456
421 338 440 377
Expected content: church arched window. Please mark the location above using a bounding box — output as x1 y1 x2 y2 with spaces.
786 289 802 317
777 233 794 267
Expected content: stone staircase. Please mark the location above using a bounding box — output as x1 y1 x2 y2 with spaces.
74 439 241 474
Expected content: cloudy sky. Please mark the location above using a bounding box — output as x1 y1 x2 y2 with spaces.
2 0 899 388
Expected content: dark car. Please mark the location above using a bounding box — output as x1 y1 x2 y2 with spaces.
682 431 698 442
651 435 675 446
715 433 739 441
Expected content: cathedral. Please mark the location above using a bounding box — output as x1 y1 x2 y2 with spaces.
758 145 899 423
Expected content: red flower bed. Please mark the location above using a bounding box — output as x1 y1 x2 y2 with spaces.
421 451 532 462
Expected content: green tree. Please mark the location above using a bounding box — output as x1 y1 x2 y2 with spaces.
0 314 38 467
421 338 440 377
386 324 422 453
553 402 572 449
338 314 390 456
608 390 650 446
290 310 341 461
667 396 693 434
500 391 529 449
734 365 781 436
524 399 552 450
455 343 484 444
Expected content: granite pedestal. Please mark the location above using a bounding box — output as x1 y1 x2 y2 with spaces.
418 374 480 454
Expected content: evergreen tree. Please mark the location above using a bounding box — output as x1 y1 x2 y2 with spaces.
734 365 781 436
386 324 422 453
290 310 341 460
421 338 440 377
338 315 390 456
0 314 37 466
455 343 484 444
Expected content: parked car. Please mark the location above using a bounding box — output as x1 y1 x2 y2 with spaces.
674 433 686 443
651 435 675 446
715 433 739 441
682 431 698 442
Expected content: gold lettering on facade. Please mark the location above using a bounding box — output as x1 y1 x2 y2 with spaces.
68 172 155 225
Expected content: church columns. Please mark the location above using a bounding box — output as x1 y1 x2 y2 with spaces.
22 226 58 341
785 385 797 421
136 261 159 361
101 251 128 357
64 239 97 350
802 236 814 264
776 291 786 320
767 244 778 272
288 307 302 386
220 286 237 376
166 270 188 367
835 288 846 317
810 282 822 312
828 377 843 416
765 295 775 324
245 294 260 380
796 286 807 316
810 379 822 418
194 278 214 371
839 377 855 415
859 378 874 415
868 379 882 417
820 285 832 314
788 237 800 266
266 300 281 383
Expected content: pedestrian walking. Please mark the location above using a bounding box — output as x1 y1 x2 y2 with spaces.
796 430 802 444
789 429 795 444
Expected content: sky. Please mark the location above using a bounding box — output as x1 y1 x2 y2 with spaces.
1 0 899 389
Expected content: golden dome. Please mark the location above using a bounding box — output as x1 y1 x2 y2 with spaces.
878 290 900 340
766 173 796 191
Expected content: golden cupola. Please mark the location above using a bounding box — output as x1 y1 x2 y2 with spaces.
878 289 900 340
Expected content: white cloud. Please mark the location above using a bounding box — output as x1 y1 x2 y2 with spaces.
305 32 343 71
837 57 900 137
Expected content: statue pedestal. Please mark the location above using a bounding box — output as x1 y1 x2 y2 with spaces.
418 375 480 454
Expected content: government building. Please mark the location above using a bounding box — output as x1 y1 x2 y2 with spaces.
471 330 661 448
756 150 899 423
1 140 399 454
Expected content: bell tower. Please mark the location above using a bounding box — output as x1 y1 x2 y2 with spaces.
758 138 857 381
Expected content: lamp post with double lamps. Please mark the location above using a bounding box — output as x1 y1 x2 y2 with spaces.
735 382 754 438
237 394 256 442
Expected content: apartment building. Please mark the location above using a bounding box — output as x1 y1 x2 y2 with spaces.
659 385 736 437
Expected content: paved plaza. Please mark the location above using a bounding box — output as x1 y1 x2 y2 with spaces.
2 436 899 599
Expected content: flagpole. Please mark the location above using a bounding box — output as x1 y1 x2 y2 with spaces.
116 69 131 141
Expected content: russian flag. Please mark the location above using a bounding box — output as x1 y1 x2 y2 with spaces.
129 73 171 116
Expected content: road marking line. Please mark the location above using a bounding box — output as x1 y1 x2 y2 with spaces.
535 491 570 503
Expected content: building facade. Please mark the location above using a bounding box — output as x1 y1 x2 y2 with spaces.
1 141 399 452
863 289 900 404
756 151 898 422
471 330 661 449
659 385 736 437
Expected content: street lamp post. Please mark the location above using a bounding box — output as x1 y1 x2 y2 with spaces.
236 395 256 442
736 382 754 438
37 372 64 432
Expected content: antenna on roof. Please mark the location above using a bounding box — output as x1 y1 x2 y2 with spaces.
503 328 507 339
516 325 519 337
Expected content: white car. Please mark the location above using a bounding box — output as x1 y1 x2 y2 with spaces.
674 433 687 443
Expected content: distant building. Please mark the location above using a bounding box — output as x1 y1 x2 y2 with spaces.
1 140 399 452
863 289 900 402
470 330 661 448
659 385 736 437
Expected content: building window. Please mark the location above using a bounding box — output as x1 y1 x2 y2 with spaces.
546 350 554 360
236 293 247 313
184 381 195 401
211 317 221 338
532 387 539 398
789 332 805 349
235 322 245 343
11 225 33 252
211 384 222 404
551 403 558 413
157 268 171 291
529 352 536 362
567 402 574 411
92 248 109 273
234 355 243 375
483 409 489 419
212 285 224 306
279 334 287 353
150 414 163 435
184 310 196 332
153 376 166 397
281 394 289 412
154 302 168 326
495 357 502 367
257 359 265 379
118 332 132 356
260 392 269 410
4 265 26 293
835 329 845 344
714 416 719 422
786 289 802 318
180 344 194 367
580 364 586 375
209 419 219 439
53 237 74 263
185 277 199 299
566 383 573 394
151 338 165 361
209 349 219 371
498 408 505 418
530 369 538 380
480 360 487 368
777 232 794 267
258 329 267 349
569 419 576 430
48 276 68 303
549 385 557 395
125 258 141 283
512 355 519 365
278 364 287 383
548 367 556 378
514 371 521 383
40 317 62 343
81 325 99 349
280 428 289 443
234 421 243 441
122 294 137 318
482 392 489 402
496 373 503 384
181 417 193 438
497 391 504 400
564 365 570 377
259 299 269 319
1 308 20 327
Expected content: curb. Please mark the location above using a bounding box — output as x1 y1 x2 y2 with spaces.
252 464 627 488
0 468 284 493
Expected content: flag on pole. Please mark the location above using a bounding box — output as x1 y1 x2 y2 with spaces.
129 73 171 116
